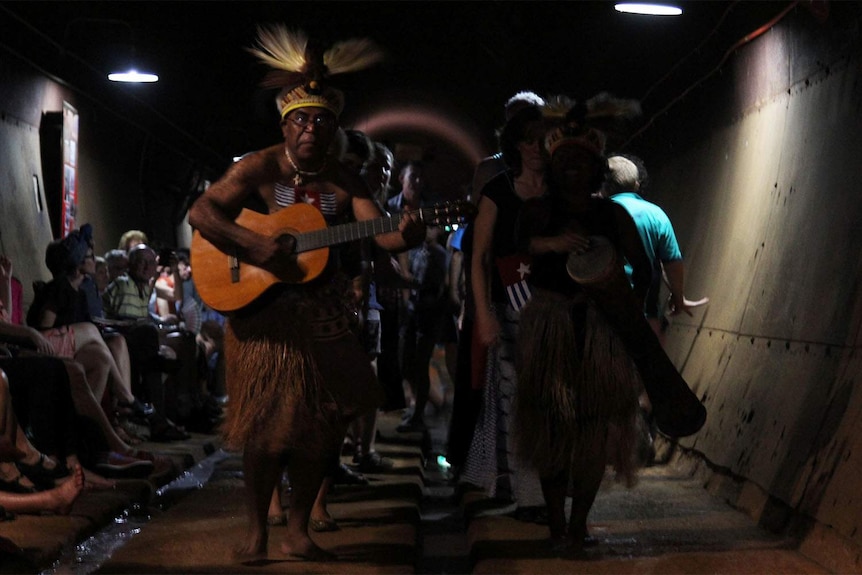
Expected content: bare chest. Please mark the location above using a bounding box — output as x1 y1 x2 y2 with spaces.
259 180 351 222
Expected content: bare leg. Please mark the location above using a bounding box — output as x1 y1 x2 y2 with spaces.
540 469 570 543
567 438 608 554
280 454 334 560
63 454 115 490
0 372 58 474
72 323 135 405
74 340 112 401
235 447 282 559
61 360 131 454
408 330 436 426
268 483 284 524
353 410 376 459
1 373 27 458
310 476 335 526
104 333 136 404
0 463 84 514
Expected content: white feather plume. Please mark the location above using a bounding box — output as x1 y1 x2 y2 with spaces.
323 38 384 75
247 25 308 72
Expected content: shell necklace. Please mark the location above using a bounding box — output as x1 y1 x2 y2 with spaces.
284 147 326 186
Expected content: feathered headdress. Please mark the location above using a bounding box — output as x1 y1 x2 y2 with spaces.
543 92 641 157
246 25 384 118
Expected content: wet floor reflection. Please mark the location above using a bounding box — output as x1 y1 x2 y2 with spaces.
43 449 232 575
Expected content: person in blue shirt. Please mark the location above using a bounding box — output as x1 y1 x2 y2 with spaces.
602 155 708 340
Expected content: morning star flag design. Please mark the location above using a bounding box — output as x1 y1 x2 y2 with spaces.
274 184 338 217
496 253 532 311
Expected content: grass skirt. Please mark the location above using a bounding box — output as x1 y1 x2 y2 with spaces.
221 287 382 458
514 289 641 485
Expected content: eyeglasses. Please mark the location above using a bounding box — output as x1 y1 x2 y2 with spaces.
287 111 335 130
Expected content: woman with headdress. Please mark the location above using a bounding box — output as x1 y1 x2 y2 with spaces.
513 101 654 554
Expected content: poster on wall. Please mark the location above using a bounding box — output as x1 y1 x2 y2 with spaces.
61 101 79 237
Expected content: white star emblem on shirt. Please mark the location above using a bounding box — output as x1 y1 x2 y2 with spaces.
300 193 316 205
517 262 531 279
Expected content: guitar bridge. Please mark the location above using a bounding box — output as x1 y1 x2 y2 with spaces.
229 252 240 283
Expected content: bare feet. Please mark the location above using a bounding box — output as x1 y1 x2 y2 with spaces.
233 530 267 561
310 508 335 524
280 535 335 561
81 468 116 490
267 486 284 525
0 461 36 490
48 463 84 514
20 450 59 472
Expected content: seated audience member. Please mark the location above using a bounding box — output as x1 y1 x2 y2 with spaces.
1 254 159 479
173 248 205 334
152 247 184 327
102 245 191 440
93 256 109 295
1 375 85 513
26 226 151 420
0 364 64 493
176 247 225 400
151 247 221 431
104 249 129 284
0 323 156 473
118 230 148 253
0 351 122 489
0 468 84 516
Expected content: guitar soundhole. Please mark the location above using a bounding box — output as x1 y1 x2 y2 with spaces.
276 233 297 254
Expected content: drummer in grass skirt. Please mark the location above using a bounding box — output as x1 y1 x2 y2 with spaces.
512 101 655 555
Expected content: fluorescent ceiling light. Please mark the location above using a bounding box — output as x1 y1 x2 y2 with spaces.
108 69 159 83
615 3 683 16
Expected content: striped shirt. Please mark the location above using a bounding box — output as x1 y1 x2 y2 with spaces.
102 275 152 320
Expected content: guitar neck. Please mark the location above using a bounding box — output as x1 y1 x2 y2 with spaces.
294 210 410 252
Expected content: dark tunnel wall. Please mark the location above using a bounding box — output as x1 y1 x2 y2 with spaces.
0 51 198 308
631 3 862 568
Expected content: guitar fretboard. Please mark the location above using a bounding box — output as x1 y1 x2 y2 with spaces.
294 208 425 252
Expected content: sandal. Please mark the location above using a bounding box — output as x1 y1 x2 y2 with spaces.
0 473 36 494
309 517 339 532
16 453 68 490
117 398 154 418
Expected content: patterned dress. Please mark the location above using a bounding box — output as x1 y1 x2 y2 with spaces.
459 171 544 508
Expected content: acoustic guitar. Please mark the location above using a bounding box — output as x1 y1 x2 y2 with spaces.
192 201 475 312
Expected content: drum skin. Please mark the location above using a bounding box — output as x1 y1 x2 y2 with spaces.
566 236 618 285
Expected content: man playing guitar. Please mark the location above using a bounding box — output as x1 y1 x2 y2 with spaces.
188 27 425 562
